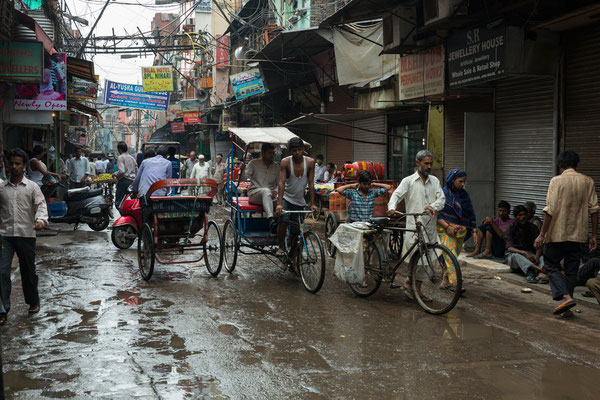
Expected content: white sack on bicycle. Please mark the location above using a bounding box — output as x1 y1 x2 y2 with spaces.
329 223 366 284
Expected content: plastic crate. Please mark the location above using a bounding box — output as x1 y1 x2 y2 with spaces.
48 202 67 217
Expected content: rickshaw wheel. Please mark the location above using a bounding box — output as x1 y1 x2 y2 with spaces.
204 220 223 277
222 219 239 273
388 230 403 259
325 213 338 258
138 223 155 281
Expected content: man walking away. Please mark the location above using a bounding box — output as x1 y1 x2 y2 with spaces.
535 150 599 317
183 151 198 179
0 149 48 325
66 147 89 189
95 156 106 175
113 142 138 209
387 150 445 299
212 154 227 205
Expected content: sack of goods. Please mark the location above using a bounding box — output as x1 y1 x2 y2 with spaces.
328 223 368 284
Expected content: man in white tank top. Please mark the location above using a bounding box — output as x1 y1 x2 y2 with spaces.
275 137 318 260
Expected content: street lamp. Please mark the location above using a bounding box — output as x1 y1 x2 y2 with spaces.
64 13 89 26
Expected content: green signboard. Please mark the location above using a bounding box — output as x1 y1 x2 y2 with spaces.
0 41 43 82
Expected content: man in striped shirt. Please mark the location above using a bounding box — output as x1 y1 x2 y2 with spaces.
535 150 599 317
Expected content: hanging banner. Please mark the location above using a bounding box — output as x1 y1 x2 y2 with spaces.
230 68 266 100
0 41 43 82
14 53 67 111
104 79 170 111
216 35 229 70
166 103 182 121
67 76 98 100
398 45 444 100
141 65 174 92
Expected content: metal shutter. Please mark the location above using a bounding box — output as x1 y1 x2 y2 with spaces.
565 25 600 196
495 77 555 211
353 115 387 174
444 97 493 173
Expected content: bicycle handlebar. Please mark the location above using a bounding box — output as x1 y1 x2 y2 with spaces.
281 210 315 214
392 211 431 217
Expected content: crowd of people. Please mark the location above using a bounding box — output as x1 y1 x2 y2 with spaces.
0 138 598 325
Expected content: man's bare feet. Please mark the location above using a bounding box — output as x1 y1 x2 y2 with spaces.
467 251 480 258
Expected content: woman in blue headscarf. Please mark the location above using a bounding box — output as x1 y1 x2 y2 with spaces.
437 168 477 288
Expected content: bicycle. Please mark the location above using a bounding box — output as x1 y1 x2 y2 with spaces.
280 210 326 293
347 211 462 315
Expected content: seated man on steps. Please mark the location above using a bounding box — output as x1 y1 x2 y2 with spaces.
240 143 280 222
505 205 547 284
468 200 513 259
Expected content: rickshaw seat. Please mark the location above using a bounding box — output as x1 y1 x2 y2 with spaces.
232 197 264 211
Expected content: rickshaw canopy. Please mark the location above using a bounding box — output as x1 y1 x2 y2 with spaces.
228 127 311 148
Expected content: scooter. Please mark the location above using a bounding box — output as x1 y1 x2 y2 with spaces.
47 180 113 231
111 193 141 249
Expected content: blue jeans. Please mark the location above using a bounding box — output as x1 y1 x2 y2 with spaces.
115 178 133 210
0 237 39 314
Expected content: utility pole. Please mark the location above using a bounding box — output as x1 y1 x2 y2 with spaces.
76 0 111 58
137 110 142 153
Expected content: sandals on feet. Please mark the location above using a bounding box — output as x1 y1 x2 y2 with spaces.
553 301 576 315
28 305 40 314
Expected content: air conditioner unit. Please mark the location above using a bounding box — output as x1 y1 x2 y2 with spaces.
423 0 467 26
382 6 419 52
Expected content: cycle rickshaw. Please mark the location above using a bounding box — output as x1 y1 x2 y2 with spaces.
221 127 326 293
137 178 223 280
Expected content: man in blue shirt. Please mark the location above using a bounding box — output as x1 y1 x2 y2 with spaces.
132 146 172 199
336 170 391 223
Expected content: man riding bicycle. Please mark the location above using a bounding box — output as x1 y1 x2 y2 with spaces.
275 137 318 261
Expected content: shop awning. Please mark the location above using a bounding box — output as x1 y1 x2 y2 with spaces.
13 9 56 54
319 0 401 28
283 112 385 126
225 0 264 35
254 28 333 61
67 57 96 82
67 100 103 126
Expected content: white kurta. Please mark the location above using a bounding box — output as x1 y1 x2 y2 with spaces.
190 162 212 194
388 172 445 260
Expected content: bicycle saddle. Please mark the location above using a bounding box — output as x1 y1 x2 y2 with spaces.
368 217 390 226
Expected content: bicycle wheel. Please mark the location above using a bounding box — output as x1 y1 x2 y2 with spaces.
325 213 338 258
138 223 155 281
410 243 462 315
348 242 384 297
222 219 239 273
297 231 326 293
204 220 223 277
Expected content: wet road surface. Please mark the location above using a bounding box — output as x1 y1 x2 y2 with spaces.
2 208 600 398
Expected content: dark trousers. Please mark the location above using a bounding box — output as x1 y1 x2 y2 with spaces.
543 241 583 301
115 178 133 210
0 237 39 314
478 223 506 257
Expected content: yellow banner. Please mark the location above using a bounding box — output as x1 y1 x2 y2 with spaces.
141 66 173 92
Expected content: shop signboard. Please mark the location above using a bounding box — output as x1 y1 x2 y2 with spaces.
166 103 182 121
398 45 444 100
193 0 212 13
14 53 67 111
216 35 229 70
447 22 506 88
141 65 174 92
180 99 202 123
104 79 170 111
171 122 185 133
68 76 98 100
0 41 43 82
230 68 266 100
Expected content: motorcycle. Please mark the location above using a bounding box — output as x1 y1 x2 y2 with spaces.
46 179 113 231
111 193 141 249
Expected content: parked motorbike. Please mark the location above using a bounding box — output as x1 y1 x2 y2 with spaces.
111 193 141 249
46 180 112 231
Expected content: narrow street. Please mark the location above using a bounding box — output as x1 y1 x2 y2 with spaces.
2 209 600 399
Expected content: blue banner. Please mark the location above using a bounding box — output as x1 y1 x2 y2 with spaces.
103 79 170 111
